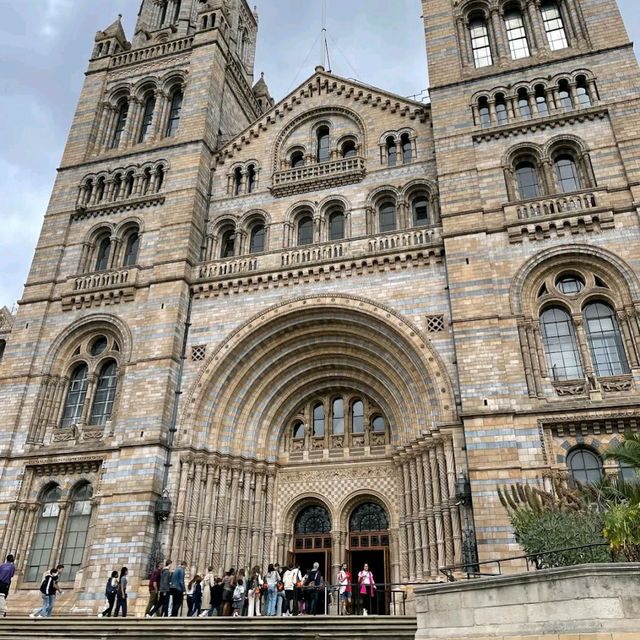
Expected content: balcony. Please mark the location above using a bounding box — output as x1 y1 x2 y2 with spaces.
110 37 194 68
270 157 366 197
61 267 138 311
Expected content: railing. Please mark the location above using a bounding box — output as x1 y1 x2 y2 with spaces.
368 227 436 252
281 242 345 266
271 157 366 196
439 543 615 582
111 36 194 67
507 190 604 221
198 257 258 279
71 267 135 292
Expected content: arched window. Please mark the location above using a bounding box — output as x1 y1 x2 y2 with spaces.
401 133 412 163
371 415 386 433
61 364 89 427
386 136 397 167
576 76 592 107
332 397 344 435
518 89 531 119
95 236 111 271
292 421 305 440
316 126 330 163
233 167 243 196
95 177 106 203
558 80 573 111
84 179 94 205
138 94 156 143
295 505 331 534
515 160 541 199
352 400 364 433
291 150 305 168
535 85 549 116
165 87 183 137
159 0 168 26
247 165 257 193
495 94 508 125
124 172 134 198
328 210 345 241
478 97 490 128
584 302 629 377
412 195 430 226
567 448 602 485
297 215 313 246
541 0 568 50
141 168 152 195
379 201 396 233
60 483 93 581
123 231 139 267
26 485 62 582
540 307 583 380
112 174 122 201
554 153 581 192
111 100 129 149
156 165 165 192
505 8 530 59
249 224 266 253
312 403 325 437
342 140 357 158
220 229 235 258
469 16 493 68
89 360 118 425
173 0 181 22
556 273 584 295
350 502 389 532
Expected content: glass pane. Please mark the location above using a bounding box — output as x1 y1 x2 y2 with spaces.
556 274 584 295
332 397 344 435
247 166 256 193
372 416 385 432
584 302 629 377
413 197 429 225
111 102 128 149
379 202 396 232
89 360 118 425
342 141 356 158
558 88 573 111
250 225 265 253
292 152 305 168
123 233 139 266
401 135 412 163
349 503 389 532
297 217 313 245
313 403 325 437
479 105 490 128
387 138 397 167
352 400 364 433
60 511 91 581
518 97 531 119
295 505 331 534
221 231 235 258
515 162 541 199
496 101 508 125
292 421 305 439
542 2 568 50
166 90 183 137
540 307 583 380
329 212 345 241
505 10 530 59
317 128 330 163
90 336 108 356
138 95 156 142
470 18 493 68
536 92 549 116
568 449 602 485
95 237 111 271
555 156 580 192
61 364 89 427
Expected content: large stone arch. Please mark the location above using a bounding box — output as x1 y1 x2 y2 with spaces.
180 295 457 461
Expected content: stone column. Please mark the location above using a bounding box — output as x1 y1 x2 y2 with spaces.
429 447 446 569
525 0 544 51
409 457 424 580
617 310 638 368
414 449 429 578
171 456 191 561
401 461 415 580
573 315 594 378
212 466 228 574
421 450 437 576
396 464 409 581
490 8 508 62
456 18 471 67
250 471 264 569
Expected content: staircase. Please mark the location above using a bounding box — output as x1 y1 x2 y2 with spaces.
0 615 418 640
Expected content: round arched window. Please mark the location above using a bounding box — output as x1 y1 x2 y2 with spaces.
295 505 331 534
555 273 585 295
349 502 389 532
567 447 603 485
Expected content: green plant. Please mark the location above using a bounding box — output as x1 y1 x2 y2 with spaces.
604 431 640 471
602 503 640 561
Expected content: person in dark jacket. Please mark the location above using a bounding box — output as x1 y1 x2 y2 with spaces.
145 562 162 617
210 577 224 616
113 567 129 617
169 561 187 617
0 554 16 617
149 559 172 617
99 570 119 617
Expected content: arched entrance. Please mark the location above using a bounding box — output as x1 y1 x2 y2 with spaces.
292 504 332 578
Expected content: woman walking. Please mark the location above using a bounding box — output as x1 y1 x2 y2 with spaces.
357 563 376 615
247 566 263 617
113 567 129 617
99 570 119 617
221 568 236 617
265 564 279 616
199 566 214 616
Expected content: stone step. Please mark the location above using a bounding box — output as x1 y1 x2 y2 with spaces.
0 615 418 640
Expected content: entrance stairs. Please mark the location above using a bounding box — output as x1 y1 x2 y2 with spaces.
0 615 418 640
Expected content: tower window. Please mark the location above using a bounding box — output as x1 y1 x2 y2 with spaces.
123 231 140 267
95 177 106 203
89 360 118 426
111 100 129 149
412 196 430 226
515 161 541 200
541 1 568 50
386 136 397 167
332 397 344 435
234 167 243 195
554 154 581 192
95 236 111 272
312 403 325 437
401 133 412 163
220 229 235 258
495 94 508 125
518 89 531 119
247 165 257 193
576 76 592 107
165 88 183 137
351 400 364 433
478 97 490 128
558 80 573 111
341 140 357 158
504 8 530 59
61 364 89 427
316 126 330 163
469 16 493 68
138 94 156 143
124 172 134 197
535 85 549 116
292 421 305 440
291 151 305 168
540 306 583 380
249 224 266 253
379 201 396 233
297 216 314 246
584 302 629 377
328 210 345 241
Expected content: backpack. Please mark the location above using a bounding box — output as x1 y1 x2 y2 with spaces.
232 582 246 601
106 577 118 597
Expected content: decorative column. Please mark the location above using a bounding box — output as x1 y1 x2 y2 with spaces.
250 470 264 569
456 18 471 67
223 467 241 571
421 450 438 576
617 310 639 368
525 0 544 51
263 468 276 563
51 502 70 564
572 315 594 379
444 437 463 563
414 449 429 578
490 8 508 62
437 444 454 565
237 466 253 569
430 447 446 569
401 460 415 581
396 463 409 581
171 456 191 561
212 465 228 574
408 457 424 580
152 91 170 141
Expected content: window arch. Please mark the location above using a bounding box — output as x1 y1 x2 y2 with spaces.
233 167 243 196
316 125 330 163
558 79 573 111
576 76 592 107
342 139 357 158
312 402 325 437
412 194 430 226
138 93 156 143
495 93 508 125
123 230 140 267
386 136 397 167
89 360 118 426
349 502 389 532
111 99 129 149
249 223 266 253
379 200 396 233
26 484 62 582
165 87 183 137
469 15 493 68
534 84 549 116
541 0 568 50
297 215 314 246
554 153 581 192
328 209 345 241
60 483 93 581
371 415 386 433
504 6 530 59
478 97 490 128
220 229 235 258
401 133 412 163
295 505 331 534
247 164 257 193
515 160 541 200
584 302 629 377
351 400 364 433
332 397 344 435
291 150 305 168
567 447 602 485
95 235 111 271
540 306 583 380
517 88 531 119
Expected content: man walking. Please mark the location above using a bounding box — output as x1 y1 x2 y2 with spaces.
0 554 16 617
169 561 187 617
30 566 62 618
145 561 162 617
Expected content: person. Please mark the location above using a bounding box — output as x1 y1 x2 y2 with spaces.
187 574 202 616
99 570 119 617
231 569 246 617
337 563 352 615
282 563 300 616
169 561 187 617
0 554 16 617
221 568 236 617
304 562 323 616
113 567 128 617
30 566 61 618
358 563 376 615
210 576 224 616
199 566 214 616
265 563 279 616
148 559 172 617
247 566 263 617
145 561 162 617
276 579 287 616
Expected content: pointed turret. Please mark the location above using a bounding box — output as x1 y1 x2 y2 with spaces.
252 72 274 114
92 15 130 59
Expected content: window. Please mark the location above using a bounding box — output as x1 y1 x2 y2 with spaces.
26 485 62 582
469 16 493 68
558 80 573 111
124 173 134 197
556 274 584 295
112 174 122 201
316 126 330 163
328 210 345 241
478 98 491 128
312 403 325 437
141 168 152 195
554 154 581 192
156 166 165 191
60 483 93 581
291 150 305 168
401 133 412 163
123 232 139 267
332 397 344 435
386 136 397 167
412 196 430 226
295 505 331 534
505 8 530 59
95 178 106 203
352 400 364 433
84 180 94 204
541 0 568 50
90 336 108 356
165 88 183 137
518 89 531 119
495 94 508 125
111 100 129 149
379 201 396 233
159 0 168 26
584 302 629 377
576 76 592 107
138 94 156 143
234 167 243 196
297 216 313 246
619 462 638 483
249 224 266 253
173 0 181 22
567 448 602 485
515 161 541 199
342 140 357 158
95 236 111 271
89 360 118 425
372 416 385 433
292 421 305 440
61 364 89 428
535 85 549 116
540 307 583 380
350 502 389 532
220 229 235 258
247 165 256 193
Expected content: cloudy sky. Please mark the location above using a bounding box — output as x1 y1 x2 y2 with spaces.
0 0 638 309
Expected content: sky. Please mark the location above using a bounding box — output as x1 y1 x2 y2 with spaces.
0 0 638 310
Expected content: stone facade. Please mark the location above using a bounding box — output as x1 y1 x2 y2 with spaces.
0 0 639 615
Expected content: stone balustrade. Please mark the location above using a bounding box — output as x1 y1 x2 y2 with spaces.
61 268 138 311
111 37 194 68
271 157 366 196
505 188 607 222
71 267 135 292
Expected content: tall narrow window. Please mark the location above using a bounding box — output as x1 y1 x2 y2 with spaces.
123 232 139 266
379 201 396 232
220 229 235 258
540 307 583 380
297 216 314 246
61 364 89 427
84 180 94 205
541 1 568 50
535 85 549 116
518 89 531 119
332 398 344 435
372 416 386 433
470 16 493 68
576 76 592 107
291 151 305 168
26 486 62 582
156 166 165 191
505 8 530 59
89 360 118 425
249 224 266 253
233 167 243 195
558 80 573 111
386 136 397 167
173 0 181 22
328 210 345 241
567 448 602 485
495 94 508 125
124 172 134 197
317 126 330 163
159 0 168 26
95 177 106 203
292 421 305 440
401 133 412 163
341 140 357 158
138 94 156 143
554 154 581 192
247 165 256 193
95 236 111 271
165 88 183 137
515 161 541 199
111 100 129 149
352 400 364 433
312 403 325 437
141 168 152 195
478 98 491 128
112 174 122 201
412 196 429 226
60 484 93 581
584 302 629 377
